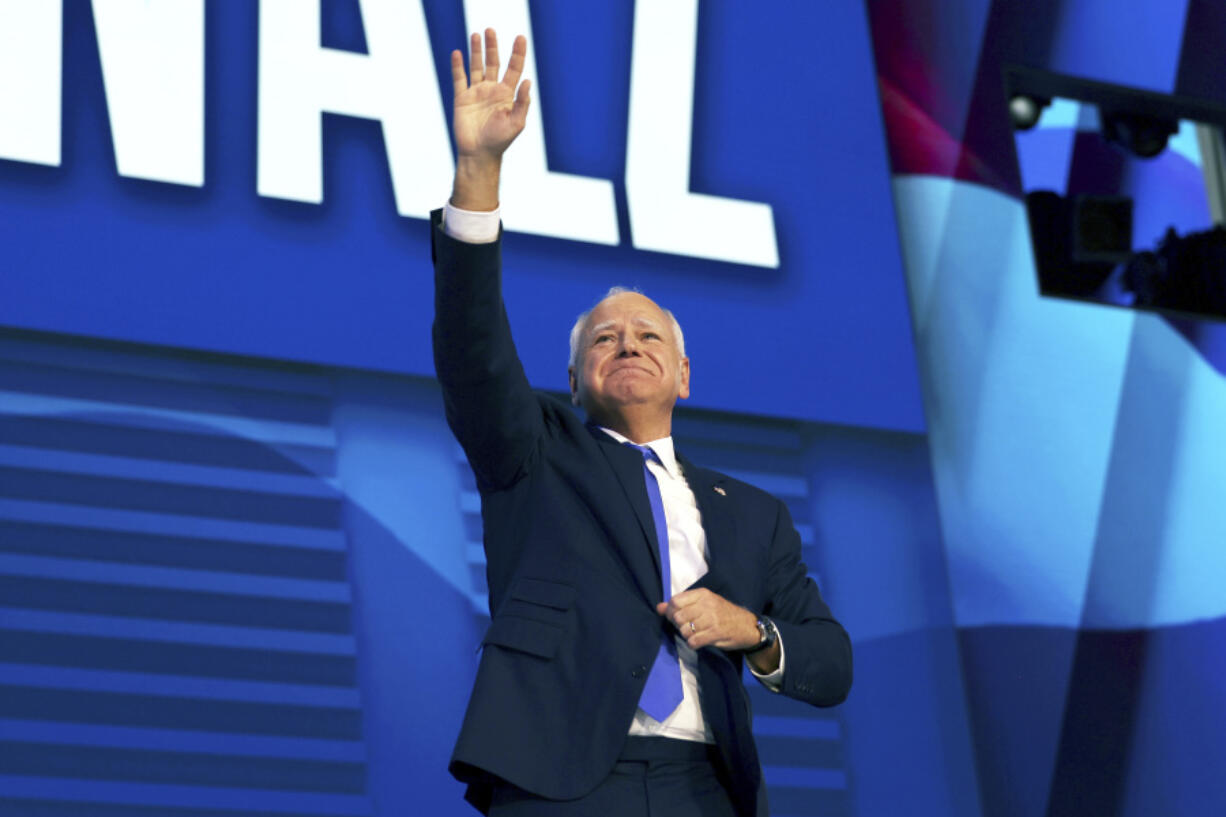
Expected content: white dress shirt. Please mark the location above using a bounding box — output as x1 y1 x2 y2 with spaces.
442 203 785 744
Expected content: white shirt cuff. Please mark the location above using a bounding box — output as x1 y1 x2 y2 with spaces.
442 201 501 244
747 630 785 692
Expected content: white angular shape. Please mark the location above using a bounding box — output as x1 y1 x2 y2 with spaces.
257 0 453 217
625 0 778 268
1083 315 1226 629
93 0 205 186
0 1 62 166
900 173 1226 630
894 175 1134 629
462 0 618 244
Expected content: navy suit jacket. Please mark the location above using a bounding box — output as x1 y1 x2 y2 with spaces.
430 211 852 816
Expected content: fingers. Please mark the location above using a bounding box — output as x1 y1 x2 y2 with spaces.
657 590 756 651
450 50 467 97
667 589 704 610
464 30 528 90
483 28 500 82
502 34 527 88
659 590 705 640
679 613 712 650
511 79 531 128
658 589 701 623
468 32 483 85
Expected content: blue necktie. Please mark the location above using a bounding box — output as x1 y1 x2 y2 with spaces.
627 443 685 722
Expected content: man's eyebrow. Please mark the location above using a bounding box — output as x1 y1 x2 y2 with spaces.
589 320 617 334
631 316 663 329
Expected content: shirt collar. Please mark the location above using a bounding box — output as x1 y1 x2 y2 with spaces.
598 427 680 478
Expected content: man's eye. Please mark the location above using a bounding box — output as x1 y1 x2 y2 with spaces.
643 332 660 340
594 335 613 344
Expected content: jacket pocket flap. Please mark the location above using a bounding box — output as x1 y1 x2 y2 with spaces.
482 614 563 659
510 578 575 610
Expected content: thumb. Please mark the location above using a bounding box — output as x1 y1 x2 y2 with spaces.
655 602 669 615
511 79 531 127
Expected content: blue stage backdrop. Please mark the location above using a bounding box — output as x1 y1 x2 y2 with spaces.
2 3 948 817
0 0 922 432
6 2 1226 817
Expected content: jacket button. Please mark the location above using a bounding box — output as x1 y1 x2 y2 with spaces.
631 665 647 679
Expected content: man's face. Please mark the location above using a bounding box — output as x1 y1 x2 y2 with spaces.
568 292 690 421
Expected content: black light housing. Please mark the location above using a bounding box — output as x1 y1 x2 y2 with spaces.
1071 195 1134 264
1009 93 1051 130
1098 108 1179 158
1026 191 1133 297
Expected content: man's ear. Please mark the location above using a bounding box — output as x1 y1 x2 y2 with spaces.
568 367 580 406
678 357 691 400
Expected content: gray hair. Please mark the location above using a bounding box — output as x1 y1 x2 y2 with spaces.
568 286 686 370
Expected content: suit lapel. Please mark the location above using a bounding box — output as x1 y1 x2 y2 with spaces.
676 452 761 815
676 451 738 597
587 424 664 605
585 430 741 607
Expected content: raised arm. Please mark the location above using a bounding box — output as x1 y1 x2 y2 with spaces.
449 29 531 212
432 30 540 492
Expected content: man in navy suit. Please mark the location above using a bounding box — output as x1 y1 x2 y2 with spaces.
433 30 852 817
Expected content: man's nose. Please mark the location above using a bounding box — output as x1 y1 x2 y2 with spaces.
617 335 640 356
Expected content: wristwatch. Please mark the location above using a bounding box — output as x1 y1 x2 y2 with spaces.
745 615 778 654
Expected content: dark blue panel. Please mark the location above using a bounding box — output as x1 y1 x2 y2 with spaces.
754 734 844 771
1112 616 1226 816
0 800 324 817
343 463 488 816
320 0 368 54
957 625 1081 817
767 785 849 816
0 360 332 425
0 467 341 528
0 516 347 579
840 628 984 817
0 742 365 793
0 686 361 738
0 632 355 685
0 414 335 475
1043 0 1189 92
1046 628 1150 816
1175 0 1226 100
961 619 1226 817
0 577 350 632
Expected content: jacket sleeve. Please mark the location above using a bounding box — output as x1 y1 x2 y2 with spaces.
763 501 853 707
430 209 543 491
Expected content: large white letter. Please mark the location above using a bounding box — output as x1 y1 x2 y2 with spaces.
258 0 452 218
0 1 61 166
93 0 204 186
462 0 618 244
626 0 779 267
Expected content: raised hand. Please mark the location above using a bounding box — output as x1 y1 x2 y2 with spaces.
450 29 530 211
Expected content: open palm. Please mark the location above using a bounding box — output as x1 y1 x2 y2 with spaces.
451 30 531 160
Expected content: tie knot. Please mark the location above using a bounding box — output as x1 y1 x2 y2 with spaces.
625 442 661 466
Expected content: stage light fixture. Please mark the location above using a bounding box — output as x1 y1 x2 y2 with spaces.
1071 195 1133 264
1098 109 1179 158
1026 191 1132 297
1009 93 1050 130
